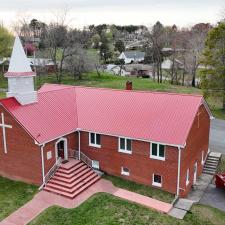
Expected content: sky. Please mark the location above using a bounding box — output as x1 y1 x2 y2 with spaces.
0 0 224 29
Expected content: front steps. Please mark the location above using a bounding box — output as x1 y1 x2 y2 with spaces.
203 152 222 175
44 159 100 199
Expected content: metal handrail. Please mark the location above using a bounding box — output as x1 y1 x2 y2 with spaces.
74 150 92 168
44 157 62 185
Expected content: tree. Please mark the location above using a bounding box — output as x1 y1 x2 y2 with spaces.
186 28 209 87
65 45 96 80
99 31 113 63
145 21 165 83
115 40 125 53
201 22 225 109
0 26 13 58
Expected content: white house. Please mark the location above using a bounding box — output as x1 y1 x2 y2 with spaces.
118 51 145 64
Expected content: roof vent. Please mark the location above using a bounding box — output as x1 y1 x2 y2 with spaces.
126 81 132 90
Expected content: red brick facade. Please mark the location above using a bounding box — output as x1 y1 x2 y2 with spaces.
0 105 42 185
0 103 210 196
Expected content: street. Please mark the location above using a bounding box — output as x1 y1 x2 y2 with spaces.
210 119 225 154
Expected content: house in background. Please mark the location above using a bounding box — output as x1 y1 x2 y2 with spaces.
0 37 212 199
118 51 145 64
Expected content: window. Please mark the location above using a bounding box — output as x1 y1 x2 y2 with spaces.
152 174 162 187
47 151 52 160
186 169 189 186
89 133 101 148
92 160 100 170
119 138 132 154
121 167 130 176
201 151 205 165
150 143 165 160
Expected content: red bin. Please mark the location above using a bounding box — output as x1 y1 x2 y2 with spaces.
215 174 225 189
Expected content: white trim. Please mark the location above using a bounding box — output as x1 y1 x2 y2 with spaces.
186 168 189 186
78 130 81 160
201 151 205 165
150 143 165 161
89 132 101 148
118 137 132 154
152 174 162 187
193 162 198 185
176 147 181 196
0 112 12 154
121 167 130 176
55 137 68 161
40 144 45 184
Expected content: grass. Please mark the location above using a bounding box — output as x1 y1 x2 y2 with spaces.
103 174 174 203
0 92 6 98
0 176 37 221
217 155 225 173
29 192 225 225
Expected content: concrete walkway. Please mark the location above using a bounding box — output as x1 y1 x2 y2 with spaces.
0 179 172 225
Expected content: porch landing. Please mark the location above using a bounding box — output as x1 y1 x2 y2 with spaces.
0 179 172 225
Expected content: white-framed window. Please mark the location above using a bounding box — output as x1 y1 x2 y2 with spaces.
201 151 205 165
186 169 189 186
92 160 100 170
118 137 132 154
121 167 130 176
152 174 162 187
47 151 52 160
150 143 165 161
89 133 101 148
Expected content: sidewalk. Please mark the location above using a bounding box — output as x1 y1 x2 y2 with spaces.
0 179 172 225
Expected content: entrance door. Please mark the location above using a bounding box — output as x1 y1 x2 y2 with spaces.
57 141 65 159
193 162 197 185
56 139 68 161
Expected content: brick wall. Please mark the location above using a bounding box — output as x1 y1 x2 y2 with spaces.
0 106 42 185
179 105 210 197
80 132 179 194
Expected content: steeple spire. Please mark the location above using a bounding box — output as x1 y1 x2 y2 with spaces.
5 36 35 77
5 36 37 105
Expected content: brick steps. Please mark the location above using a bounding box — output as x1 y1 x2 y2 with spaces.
44 159 100 199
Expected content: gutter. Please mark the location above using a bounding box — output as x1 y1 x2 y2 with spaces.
176 147 182 196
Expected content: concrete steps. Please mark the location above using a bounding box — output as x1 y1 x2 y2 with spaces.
203 152 221 175
44 159 100 199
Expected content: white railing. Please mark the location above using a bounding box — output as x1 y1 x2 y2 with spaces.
74 150 92 168
44 157 62 185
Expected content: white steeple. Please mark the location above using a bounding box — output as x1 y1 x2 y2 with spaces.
5 36 37 105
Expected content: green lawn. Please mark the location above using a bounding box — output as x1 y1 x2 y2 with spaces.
29 193 225 225
0 176 37 221
103 175 174 203
217 155 225 173
0 92 6 98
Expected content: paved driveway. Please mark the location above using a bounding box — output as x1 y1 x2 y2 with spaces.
209 119 225 154
200 184 225 211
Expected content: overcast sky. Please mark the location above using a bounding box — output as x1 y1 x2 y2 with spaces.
0 0 224 29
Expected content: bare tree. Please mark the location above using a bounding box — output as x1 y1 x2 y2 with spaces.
185 30 208 87
145 22 166 83
64 45 96 80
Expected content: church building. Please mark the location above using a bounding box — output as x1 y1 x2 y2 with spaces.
0 37 212 198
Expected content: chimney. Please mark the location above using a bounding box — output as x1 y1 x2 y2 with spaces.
126 81 132 90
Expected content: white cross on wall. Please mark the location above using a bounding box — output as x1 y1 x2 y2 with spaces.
0 113 12 154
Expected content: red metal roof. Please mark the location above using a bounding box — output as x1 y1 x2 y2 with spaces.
0 84 206 146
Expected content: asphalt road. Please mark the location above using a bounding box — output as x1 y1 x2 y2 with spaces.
209 119 225 154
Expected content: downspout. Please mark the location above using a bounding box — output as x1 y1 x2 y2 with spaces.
176 147 181 196
40 144 45 187
78 129 81 160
